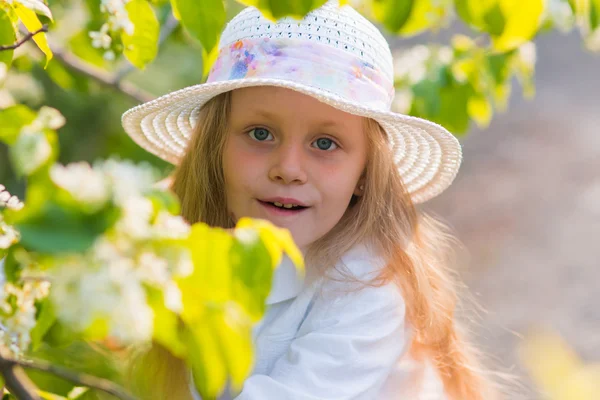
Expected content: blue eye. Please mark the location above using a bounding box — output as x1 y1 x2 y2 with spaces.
312 137 338 151
248 128 273 141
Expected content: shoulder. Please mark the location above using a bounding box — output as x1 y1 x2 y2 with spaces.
302 243 406 333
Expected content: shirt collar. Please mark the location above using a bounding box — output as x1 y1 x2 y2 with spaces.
265 254 305 305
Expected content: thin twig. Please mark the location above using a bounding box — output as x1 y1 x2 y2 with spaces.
8 357 138 400
19 27 155 104
50 46 155 104
0 25 49 52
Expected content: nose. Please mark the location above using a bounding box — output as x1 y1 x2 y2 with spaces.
268 142 308 185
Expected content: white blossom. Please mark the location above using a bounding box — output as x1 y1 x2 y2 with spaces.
0 279 51 357
0 185 24 211
164 282 182 313
0 62 7 85
10 131 52 176
116 196 153 239
89 24 112 50
50 162 111 209
153 212 191 239
97 159 158 205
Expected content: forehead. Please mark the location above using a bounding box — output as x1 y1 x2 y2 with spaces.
230 86 364 129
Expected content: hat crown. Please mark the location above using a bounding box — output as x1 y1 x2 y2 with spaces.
219 1 394 82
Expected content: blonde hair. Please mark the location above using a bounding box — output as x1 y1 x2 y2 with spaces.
131 90 499 399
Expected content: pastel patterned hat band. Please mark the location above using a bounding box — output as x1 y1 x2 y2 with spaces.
207 37 395 110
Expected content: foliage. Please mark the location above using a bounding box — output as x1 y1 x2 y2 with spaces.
0 0 598 398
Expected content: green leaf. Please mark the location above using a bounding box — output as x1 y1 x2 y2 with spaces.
172 0 225 53
15 0 53 21
0 105 36 145
68 30 106 68
146 286 186 358
397 0 449 35
229 230 273 321
467 94 492 127
15 202 119 254
0 8 16 68
30 298 56 351
371 0 414 32
12 3 53 68
212 310 253 392
122 0 160 69
492 0 544 52
237 0 329 20
184 322 228 399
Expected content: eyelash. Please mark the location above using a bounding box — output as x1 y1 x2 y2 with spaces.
247 127 340 151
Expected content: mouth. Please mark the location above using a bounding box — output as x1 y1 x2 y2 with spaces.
257 198 310 215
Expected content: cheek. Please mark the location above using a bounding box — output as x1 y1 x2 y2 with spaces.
223 140 264 195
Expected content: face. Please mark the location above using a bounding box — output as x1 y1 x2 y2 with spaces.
222 86 368 250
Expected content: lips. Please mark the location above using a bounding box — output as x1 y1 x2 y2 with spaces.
257 197 310 215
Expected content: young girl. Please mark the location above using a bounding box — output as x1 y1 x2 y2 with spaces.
122 1 497 399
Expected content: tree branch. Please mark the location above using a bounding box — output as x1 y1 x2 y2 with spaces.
0 357 40 400
0 25 49 52
8 356 138 400
50 46 155 104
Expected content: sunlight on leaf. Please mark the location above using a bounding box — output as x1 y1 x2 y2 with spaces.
12 3 53 68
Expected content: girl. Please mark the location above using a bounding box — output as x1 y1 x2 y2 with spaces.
122 1 497 399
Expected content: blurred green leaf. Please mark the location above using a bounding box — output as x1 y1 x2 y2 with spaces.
0 8 16 68
15 201 119 254
397 0 450 35
146 286 186 358
172 0 225 53
68 30 107 68
492 0 544 51
122 0 160 69
467 94 492 127
371 0 414 32
229 230 273 321
184 321 228 399
9 129 56 177
12 3 53 67
31 298 57 351
0 105 37 145
237 0 328 19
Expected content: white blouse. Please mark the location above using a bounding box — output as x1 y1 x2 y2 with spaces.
191 243 446 399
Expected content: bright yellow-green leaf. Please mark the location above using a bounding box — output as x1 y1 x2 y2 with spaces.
398 0 450 36
12 3 52 68
230 228 274 321
455 0 501 32
185 321 228 398
212 309 253 391
122 0 160 69
170 0 181 20
0 104 37 145
520 331 600 400
147 287 186 358
174 0 225 53
202 42 220 80
492 0 545 52
371 0 414 33
68 30 107 68
45 59 76 89
235 217 305 271
180 223 233 321
236 0 329 20
0 8 16 68
14 0 53 21
467 95 492 127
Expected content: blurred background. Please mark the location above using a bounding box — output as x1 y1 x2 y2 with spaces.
425 28 600 398
1 0 599 398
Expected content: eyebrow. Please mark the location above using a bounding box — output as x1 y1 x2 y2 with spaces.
252 109 343 129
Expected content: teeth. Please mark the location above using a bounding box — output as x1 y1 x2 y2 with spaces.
271 202 298 209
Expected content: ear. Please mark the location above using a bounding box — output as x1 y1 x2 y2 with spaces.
353 179 365 196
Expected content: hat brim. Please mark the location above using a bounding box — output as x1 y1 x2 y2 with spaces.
121 78 461 204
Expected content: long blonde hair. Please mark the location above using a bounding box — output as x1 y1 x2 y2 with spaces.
132 90 499 399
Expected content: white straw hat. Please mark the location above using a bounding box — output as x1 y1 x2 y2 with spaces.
121 0 462 204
